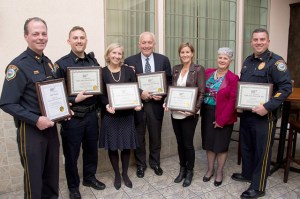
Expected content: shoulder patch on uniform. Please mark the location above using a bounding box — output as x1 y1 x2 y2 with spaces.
275 60 287 72
6 65 19 81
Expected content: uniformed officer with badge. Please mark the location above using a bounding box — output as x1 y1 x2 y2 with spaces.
55 26 105 199
231 28 292 198
0 17 61 199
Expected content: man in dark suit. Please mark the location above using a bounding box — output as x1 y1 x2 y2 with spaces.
124 32 172 178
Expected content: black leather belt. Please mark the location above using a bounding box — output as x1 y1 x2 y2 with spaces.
72 104 96 113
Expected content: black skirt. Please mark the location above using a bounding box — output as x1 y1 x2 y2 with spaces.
201 104 233 153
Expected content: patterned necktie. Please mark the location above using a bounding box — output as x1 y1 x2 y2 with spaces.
145 57 151 73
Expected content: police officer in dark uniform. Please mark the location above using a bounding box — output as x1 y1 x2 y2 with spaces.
231 28 292 199
0 17 61 199
55 26 105 199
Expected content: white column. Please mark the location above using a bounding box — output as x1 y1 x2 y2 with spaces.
235 0 244 76
156 0 165 54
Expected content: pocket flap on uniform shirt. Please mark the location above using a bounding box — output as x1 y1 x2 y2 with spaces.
31 74 47 83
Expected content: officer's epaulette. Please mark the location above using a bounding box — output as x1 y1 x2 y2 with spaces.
59 54 71 61
10 51 28 66
87 52 95 59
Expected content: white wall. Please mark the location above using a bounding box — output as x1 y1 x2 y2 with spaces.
269 0 300 60
0 0 105 92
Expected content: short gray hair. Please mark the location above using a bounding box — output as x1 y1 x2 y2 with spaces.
218 47 233 60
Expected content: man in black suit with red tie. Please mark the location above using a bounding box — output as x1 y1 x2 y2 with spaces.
124 32 172 178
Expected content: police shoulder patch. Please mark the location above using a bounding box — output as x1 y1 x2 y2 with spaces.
6 65 19 81
275 60 287 72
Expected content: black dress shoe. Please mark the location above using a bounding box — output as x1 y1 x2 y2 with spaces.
69 189 81 199
214 180 222 186
203 173 214 182
174 167 186 183
122 173 133 188
82 178 106 190
114 176 121 190
136 167 145 178
182 170 193 187
231 173 251 183
241 189 265 199
151 166 163 176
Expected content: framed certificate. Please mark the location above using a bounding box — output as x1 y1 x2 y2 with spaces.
67 66 103 96
35 78 71 122
107 83 142 110
166 86 198 113
137 71 167 95
236 82 273 110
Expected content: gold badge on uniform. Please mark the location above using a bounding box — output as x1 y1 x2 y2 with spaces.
258 62 265 70
60 106 64 112
6 65 19 81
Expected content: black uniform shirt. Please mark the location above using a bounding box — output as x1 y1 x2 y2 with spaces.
55 51 100 107
240 49 292 113
0 48 58 126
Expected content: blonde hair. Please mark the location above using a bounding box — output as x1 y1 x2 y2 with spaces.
104 43 124 64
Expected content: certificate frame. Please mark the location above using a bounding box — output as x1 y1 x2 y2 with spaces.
35 78 71 122
107 82 142 110
66 66 103 96
136 71 167 95
236 82 273 110
166 86 198 113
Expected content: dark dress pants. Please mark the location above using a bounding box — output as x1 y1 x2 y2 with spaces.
17 121 59 199
61 111 99 189
240 111 276 191
135 102 163 168
171 115 199 170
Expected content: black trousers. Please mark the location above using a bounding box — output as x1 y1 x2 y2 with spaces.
17 121 59 199
61 111 99 190
171 115 199 170
135 103 163 168
240 111 276 191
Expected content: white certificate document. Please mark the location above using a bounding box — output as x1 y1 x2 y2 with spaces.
39 81 70 121
66 67 102 96
137 72 166 95
107 83 141 110
166 86 198 112
236 82 273 109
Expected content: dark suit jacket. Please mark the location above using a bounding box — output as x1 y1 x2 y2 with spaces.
124 52 172 121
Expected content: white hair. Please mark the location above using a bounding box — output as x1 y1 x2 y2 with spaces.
218 47 233 60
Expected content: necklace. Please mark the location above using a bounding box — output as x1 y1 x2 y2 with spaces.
214 70 226 80
109 66 121 82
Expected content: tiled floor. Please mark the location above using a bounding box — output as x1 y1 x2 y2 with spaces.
1 141 300 199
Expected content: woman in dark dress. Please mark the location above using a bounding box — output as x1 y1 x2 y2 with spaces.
201 47 239 186
99 43 141 190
